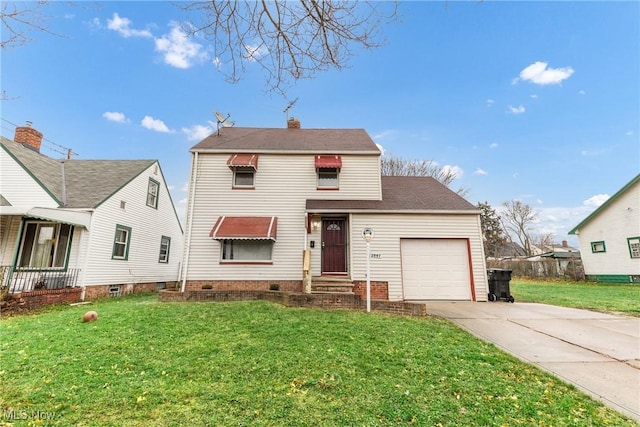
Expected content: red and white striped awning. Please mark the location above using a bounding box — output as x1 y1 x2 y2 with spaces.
227 154 258 169
315 155 342 169
210 216 277 240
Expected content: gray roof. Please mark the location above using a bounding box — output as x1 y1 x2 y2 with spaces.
191 127 380 154
1 136 155 208
306 176 478 212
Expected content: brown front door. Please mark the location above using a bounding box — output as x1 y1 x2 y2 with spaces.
321 218 347 274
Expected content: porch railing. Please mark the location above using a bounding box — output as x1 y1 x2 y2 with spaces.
1 266 81 293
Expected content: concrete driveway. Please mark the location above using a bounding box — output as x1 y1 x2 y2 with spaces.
422 301 640 423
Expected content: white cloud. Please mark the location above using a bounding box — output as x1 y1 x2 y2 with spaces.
376 143 386 156
182 123 214 141
584 194 610 207
474 168 488 176
243 43 269 62
578 90 586 95
580 148 608 157
507 105 525 115
107 13 152 38
530 94 538 99
625 131 633 136
490 143 499 149
141 115 172 133
514 61 574 85
155 23 207 69
102 111 128 123
372 130 396 141
442 165 463 179
486 99 495 107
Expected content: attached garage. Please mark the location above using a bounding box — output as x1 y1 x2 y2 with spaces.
401 238 473 300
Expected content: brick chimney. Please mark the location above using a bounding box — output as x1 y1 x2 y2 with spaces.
562 240 568 248
14 121 43 152
287 117 301 129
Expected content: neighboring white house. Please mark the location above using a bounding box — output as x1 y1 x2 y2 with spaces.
569 173 640 284
180 118 488 301
0 122 184 299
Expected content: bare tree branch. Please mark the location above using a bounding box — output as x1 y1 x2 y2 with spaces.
380 154 469 197
1 1 61 49
178 1 398 95
500 200 538 256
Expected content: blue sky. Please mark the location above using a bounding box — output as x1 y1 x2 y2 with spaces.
1 1 638 247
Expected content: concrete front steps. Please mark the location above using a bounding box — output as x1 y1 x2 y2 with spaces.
310 276 354 294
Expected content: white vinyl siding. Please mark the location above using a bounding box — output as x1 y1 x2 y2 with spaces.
81 162 183 286
576 181 640 277
348 213 487 301
183 153 380 281
0 148 59 208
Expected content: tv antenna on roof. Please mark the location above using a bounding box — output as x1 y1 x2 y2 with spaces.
283 97 298 118
214 111 235 135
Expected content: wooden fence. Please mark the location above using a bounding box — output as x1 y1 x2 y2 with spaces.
486 258 584 281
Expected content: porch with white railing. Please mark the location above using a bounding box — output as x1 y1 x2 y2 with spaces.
1 266 81 293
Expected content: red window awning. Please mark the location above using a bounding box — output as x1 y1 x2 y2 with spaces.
227 154 259 169
210 216 277 240
315 155 342 169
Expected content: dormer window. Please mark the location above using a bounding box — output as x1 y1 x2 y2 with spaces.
228 154 258 189
315 155 341 190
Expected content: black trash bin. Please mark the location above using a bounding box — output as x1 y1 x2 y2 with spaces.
487 268 514 303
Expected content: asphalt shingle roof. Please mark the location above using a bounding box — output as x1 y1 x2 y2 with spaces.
306 176 478 212
191 127 380 153
1 136 155 208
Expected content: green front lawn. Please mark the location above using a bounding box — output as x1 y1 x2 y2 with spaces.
510 279 640 317
1 293 637 426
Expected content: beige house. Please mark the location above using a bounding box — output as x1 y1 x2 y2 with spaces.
180 119 488 301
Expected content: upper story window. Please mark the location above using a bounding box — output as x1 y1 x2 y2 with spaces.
233 167 255 188
228 154 258 189
317 168 339 189
112 224 132 260
628 237 640 258
315 155 342 190
147 178 159 208
590 241 606 253
18 222 72 269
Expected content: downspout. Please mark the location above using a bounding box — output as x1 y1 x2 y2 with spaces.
79 210 96 301
181 151 198 293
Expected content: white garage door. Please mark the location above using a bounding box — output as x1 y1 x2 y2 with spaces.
401 239 472 300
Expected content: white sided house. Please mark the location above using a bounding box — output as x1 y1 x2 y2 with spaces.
181 119 488 301
569 173 640 284
0 123 183 300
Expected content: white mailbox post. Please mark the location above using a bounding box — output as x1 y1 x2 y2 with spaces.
361 227 374 312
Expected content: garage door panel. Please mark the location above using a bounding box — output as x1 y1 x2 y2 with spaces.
401 239 471 300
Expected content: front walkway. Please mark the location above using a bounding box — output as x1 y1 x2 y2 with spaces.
423 301 640 423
